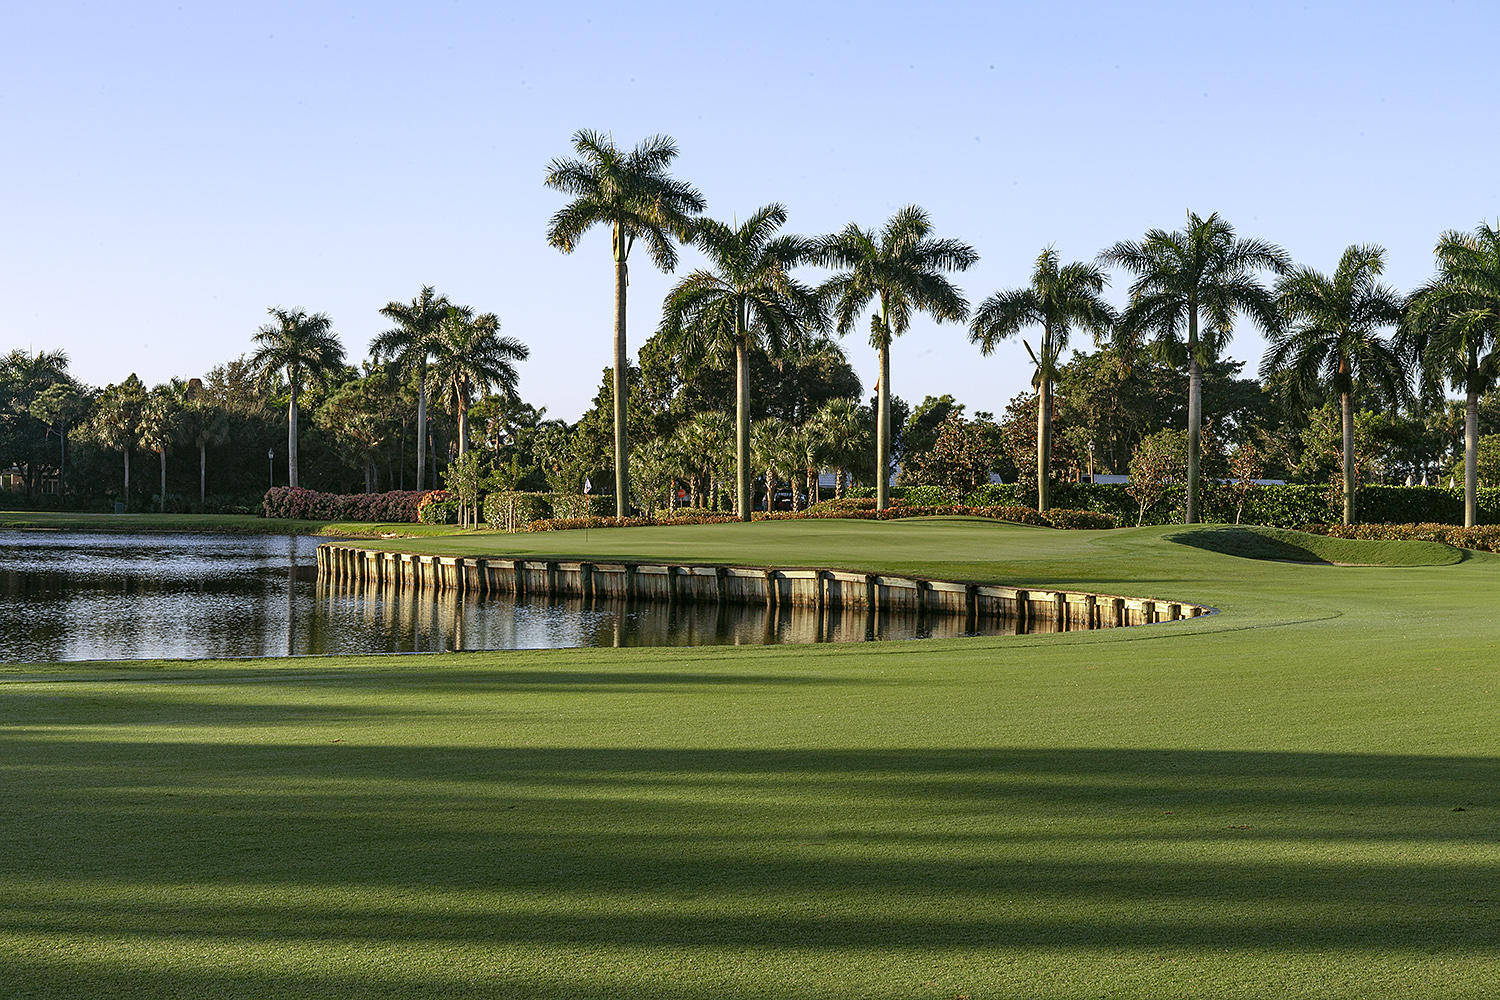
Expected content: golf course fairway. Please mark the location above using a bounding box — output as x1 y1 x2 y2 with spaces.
2 518 1496 998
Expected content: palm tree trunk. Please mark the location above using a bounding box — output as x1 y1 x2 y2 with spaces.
613 244 631 518
457 390 469 458
735 335 750 521
1036 375 1052 512
159 450 166 513
415 372 427 495
287 380 300 490
123 449 130 502
1185 307 1201 524
456 391 470 527
199 442 207 506
1341 390 1355 525
1466 389 1479 528
876 336 892 511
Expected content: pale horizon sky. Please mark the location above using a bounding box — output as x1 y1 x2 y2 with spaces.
3 1 1496 422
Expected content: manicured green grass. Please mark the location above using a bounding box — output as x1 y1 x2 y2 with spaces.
1165 523 1463 566
3 519 1498 998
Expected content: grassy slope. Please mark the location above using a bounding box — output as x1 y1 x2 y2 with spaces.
3 519 1499 998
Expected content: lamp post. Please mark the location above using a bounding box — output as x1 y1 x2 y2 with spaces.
268 448 274 488
1088 440 1096 484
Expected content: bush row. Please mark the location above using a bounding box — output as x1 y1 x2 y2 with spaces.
524 513 740 532
483 491 611 529
524 503 1116 533
848 482 1500 527
262 487 433 522
1298 522 1500 552
417 491 459 524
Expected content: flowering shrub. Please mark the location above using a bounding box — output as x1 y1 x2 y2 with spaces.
1299 522 1500 552
262 487 431 522
524 513 739 532
416 490 458 524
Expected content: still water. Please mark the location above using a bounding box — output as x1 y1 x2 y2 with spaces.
0 531 1022 663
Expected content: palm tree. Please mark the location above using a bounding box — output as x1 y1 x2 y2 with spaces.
248 307 345 489
658 204 824 520
175 379 231 506
545 130 705 516
1100 211 1289 523
372 286 450 491
969 248 1116 511
751 416 792 511
817 206 977 509
630 437 675 515
429 307 528 461
428 307 528 526
85 374 147 503
807 397 865 497
1262 245 1407 525
1404 223 1500 527
137 384 182 513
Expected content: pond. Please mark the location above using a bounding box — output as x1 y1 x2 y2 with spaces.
0 531 1039 663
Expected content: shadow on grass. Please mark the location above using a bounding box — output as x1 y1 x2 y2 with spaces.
1167 526 1338 563
3 739 1497 991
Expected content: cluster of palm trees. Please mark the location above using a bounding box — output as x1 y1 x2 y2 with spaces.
546 129 1500 529
547 131 976 521
629 397 866 515
82 375 232 511
249 294 528 491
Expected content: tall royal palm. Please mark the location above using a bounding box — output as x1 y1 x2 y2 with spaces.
429 306 529 461
1101 212 1288 523
817 206 977 510
248 307 345 489
658 204 823 519
969 247 1115 511
1262 245 1407 525
1405 223 1500 527
545 130 705 516
372 286 449 491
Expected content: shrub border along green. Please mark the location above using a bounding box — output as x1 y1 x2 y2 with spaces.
1299 522 1500 552
848 482 1500 527
519 503 1115 533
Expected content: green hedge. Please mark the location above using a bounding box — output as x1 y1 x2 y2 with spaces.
483 491 611 530
417 498 459 524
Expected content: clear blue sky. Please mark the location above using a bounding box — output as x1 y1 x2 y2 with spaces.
2 0 1494 421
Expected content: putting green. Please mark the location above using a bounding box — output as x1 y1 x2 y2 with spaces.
2 519 1497 999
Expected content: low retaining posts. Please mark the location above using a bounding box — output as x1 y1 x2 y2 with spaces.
315 544 1214 632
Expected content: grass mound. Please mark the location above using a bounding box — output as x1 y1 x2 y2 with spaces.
1166 524 1462 566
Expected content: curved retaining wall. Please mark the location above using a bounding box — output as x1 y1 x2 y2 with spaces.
316 543 1215 633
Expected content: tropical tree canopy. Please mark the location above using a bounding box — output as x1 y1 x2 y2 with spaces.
1262 244 1407 523
817 205 977 509
372 285 450 491
545 129 705 516
1404 223 1500 525
658 202 823 518
1101 211 1288 522
248 307 345 490
969 247 1115 509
